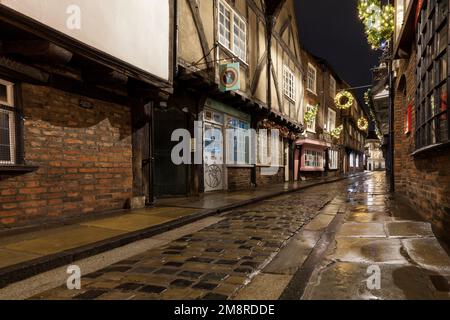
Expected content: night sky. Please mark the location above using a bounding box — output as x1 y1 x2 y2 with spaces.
295 0 381 100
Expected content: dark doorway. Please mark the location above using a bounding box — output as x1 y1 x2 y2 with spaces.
154 107 189 198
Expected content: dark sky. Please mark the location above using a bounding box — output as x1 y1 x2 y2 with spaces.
295 0 381 97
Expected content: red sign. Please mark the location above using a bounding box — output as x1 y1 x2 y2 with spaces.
405 105 413 135
415 0 424 26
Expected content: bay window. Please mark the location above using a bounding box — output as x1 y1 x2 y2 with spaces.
304 149 323 168
218 1 247 62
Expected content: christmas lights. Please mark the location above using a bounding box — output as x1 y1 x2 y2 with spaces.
358 0 394 50
335 91 354 110
331 125 344 140
304 104 319 125
358 117 369 131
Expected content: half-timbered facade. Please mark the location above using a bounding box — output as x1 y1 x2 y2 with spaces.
157 0 305 198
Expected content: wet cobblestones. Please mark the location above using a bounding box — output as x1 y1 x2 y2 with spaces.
33 180 348 300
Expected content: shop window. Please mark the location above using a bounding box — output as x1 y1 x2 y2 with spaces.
416 1 450 150
258 130 269 165
0 79 20 165
304 149 323 168
329 150 339 170
283 65 296 102
227 117 250 165
218 1 247 62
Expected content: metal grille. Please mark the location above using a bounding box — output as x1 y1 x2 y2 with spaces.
415 0 450 150
0 80 22 165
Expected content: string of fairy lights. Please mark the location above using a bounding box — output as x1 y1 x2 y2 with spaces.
302 1 394 140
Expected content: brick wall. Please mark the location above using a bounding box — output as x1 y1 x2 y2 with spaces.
227 167 252 191
0 83 133 227
256 167 284 186
394 47 450 238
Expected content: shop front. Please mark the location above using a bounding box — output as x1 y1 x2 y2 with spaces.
201 99 253 192
296 138 331 180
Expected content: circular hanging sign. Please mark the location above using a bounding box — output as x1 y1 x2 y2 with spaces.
220 66 239 89
335 91 355 110
358 117 369 131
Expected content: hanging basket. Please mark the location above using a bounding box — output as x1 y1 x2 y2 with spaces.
335 91 354 110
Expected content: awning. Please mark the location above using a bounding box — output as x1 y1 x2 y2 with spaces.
296 138 331 149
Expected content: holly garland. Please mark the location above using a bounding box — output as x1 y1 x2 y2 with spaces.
331 125 344 140
335 91 355 110
304 104 319 125
358 0 395 50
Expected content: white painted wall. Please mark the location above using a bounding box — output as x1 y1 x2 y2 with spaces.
0 0 170 80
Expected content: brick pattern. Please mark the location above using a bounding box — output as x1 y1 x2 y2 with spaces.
33 180 344 300
227 167 252 191
255 167 284 186
0 84 132 227
394 47 450 238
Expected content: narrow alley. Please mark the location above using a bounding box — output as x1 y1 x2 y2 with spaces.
12 173 447 300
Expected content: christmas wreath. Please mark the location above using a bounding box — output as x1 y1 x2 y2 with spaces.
335 91 354 110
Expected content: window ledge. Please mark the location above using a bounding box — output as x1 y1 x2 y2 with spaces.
411 141 450 158
0 165 39 173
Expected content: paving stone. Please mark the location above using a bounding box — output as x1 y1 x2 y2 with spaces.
193 282 219 290
139 285 167 294
73 290 108 300
178 271 204 279
201 293 228 300
115 283 145 291
170 279 194 288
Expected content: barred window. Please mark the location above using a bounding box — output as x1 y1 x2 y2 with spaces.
416 0 450 150
0 79 18 165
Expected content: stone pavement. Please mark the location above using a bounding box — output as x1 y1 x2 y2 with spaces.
0 175 347 287
31 178 350 300
299 172 450 300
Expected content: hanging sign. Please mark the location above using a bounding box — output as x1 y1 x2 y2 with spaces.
219 63 240 92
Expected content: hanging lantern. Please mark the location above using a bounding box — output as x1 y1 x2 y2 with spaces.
358 117 369 131
335 91 355 110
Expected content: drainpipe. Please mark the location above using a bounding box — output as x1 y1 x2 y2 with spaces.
388 42 395 193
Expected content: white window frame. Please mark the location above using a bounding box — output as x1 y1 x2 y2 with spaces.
304 149 324 169
283 65 296 102
218 0 247 62
330 75 336 98
306 104 317 133
226 116 251 166
327 108 336 132
0 79 16 165
258 129 269 166
329 150 339 170
307 63 317 94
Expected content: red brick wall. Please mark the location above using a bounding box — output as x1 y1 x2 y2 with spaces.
0 83 132 227
227 167 252 191
256 167 284 186
394 47 450 237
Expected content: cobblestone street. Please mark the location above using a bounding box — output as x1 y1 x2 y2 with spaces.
32 175 352 300
25 172 450 300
